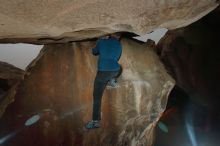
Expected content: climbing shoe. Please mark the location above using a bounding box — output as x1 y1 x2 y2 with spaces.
85 120 100 129
107 78 118 88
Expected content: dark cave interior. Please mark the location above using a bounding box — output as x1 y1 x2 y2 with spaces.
155 6 220 146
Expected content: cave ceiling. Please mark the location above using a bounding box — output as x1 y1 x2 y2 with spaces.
0 0 218 44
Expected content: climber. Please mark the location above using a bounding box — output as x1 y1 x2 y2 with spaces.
85 33 122 129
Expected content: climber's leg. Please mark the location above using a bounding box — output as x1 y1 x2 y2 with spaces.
107 65 122 87
85 70 120 129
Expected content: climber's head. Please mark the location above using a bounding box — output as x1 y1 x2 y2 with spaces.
100 32 121 40
110 32 121 40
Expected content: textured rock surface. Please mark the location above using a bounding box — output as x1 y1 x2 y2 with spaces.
0 0 218 44
0 39 174 146
0 61 24 117
157 6 220 109
0 61 24 81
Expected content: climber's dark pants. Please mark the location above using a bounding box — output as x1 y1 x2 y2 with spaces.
92 67 122 121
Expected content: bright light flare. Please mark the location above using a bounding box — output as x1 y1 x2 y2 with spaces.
25 114 41 126
184 104 198 146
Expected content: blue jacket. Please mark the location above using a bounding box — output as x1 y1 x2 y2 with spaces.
92 37 122 71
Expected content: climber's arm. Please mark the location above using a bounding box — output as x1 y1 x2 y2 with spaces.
92 40 100 56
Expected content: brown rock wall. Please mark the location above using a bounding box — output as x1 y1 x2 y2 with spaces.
0 39 174 146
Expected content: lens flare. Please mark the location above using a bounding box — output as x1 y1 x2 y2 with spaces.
158 121 169 133
0 104 88 144
60 104 88 119
185 104 198 146
0 114 40 144
0 129 22 144
25 114 41 126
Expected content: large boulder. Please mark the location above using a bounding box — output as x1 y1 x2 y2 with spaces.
0 61 24 82
0 39 174 146
0 0 218 44
157 6 220 109
0 61 25 117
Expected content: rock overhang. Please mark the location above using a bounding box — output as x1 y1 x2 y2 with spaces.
0 0 218 44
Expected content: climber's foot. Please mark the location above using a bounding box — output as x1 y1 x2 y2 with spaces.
107 78 119 88
85 120 100 129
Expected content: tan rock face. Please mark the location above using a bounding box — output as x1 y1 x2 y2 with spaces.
0 39 174 146
0 0 218 44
